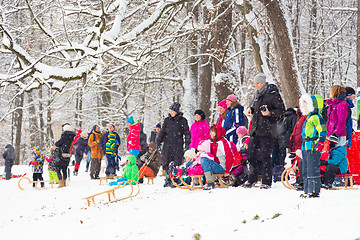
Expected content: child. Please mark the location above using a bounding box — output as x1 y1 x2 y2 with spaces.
29 145 45 188
138 142 162 181
46 147 59 184
109 155 139 186
299 94 327 198
126 116 141 158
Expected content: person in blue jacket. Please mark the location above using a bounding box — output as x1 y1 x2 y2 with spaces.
320 135 348 188
223 94 245 145
345 87 355 147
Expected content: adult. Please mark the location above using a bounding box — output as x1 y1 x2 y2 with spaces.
88 125 103 179
157 102 191 173
189 109 210 149
2 144 15 180
55 124 76 187
244 73 285 189
345 87 355 147
217 100 228 127
325 85 348 146
200 125 234 190
149 123 161 143
126 116 141 158
100 124 121 177
223 95 245 144
139 123 148 158
73 131 90 176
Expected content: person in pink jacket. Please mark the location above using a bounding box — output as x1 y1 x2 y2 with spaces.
126 116 141 157
189 109 210 149
217 100 228 127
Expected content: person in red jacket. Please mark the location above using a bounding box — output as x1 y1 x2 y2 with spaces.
126 116 141 158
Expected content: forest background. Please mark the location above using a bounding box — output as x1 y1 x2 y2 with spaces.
0 0 358 164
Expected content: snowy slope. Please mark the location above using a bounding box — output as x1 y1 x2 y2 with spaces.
1 163 360 240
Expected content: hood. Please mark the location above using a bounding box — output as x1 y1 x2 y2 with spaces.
130 122 141 131
211 124 226 140
300 94 323 115
33 145 41 156
229 104 244 112
127 155 137 165
91 125 98 133
62 130 76 138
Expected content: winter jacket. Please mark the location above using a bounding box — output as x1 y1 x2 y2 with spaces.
300 94 327 151
55 130 76 166
100 131 120 156
123 155 139 183
223 104 245 144
249 83 285 138
141 142 162 176
88 130 103 159
139 123 148 157
157 112 191 166
46 156 56 172
327 146 348 174
290 111 307 152
346 98 355 147
149 130 159 143
30 152 45 174
2 144 15 167
74 137 91 156
127 122 141 151
326 94 349 137
209 125 234 174
277 108 298 148
189 120 210 149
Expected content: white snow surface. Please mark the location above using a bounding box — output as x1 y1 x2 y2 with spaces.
1 163 360 240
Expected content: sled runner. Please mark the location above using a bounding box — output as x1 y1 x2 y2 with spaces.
84 180 140 206
170 173 228 190
99 175 124 185
18 176 55 190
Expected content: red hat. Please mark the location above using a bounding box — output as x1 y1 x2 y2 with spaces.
217 99 227 109
226 94 237 103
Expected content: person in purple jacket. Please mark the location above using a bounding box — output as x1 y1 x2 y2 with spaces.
189 109 210 149
325 85 349 147
73 131 90 176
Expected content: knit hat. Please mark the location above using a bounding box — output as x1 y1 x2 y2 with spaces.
226 94 238 103
169 102 181 113
326 134 338 144
62 123 70 128
194 109 206 120
253 73 267 83
156 123 161 129
184 149 197 159
198 140 211 153
236 126 248 135
80 132 88 138
345 87 355 96
126 116 135 125
63 124 72 132
217 99 227 109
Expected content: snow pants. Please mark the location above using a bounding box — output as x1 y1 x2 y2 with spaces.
322 164 341 185
33 173 44 187
85 150 91 172
49 170 59 183
56 165 68 181
4 164 12 180
105 155 117 176
90 158 101 179
302 150 321 194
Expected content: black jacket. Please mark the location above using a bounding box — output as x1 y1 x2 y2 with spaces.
157 112 191 167
3 144 15 166
277 108 297 148
139 123 147 157
250 84 285 138
74 137 91 155
55 130 76 166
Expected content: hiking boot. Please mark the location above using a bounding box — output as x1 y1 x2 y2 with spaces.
308 193 320 198
321 184 332 189
242 181 255 188
203 182 215 190
260 184 271 189
292 183 303 191
73 170 78 176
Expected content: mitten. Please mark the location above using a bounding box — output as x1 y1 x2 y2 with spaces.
316 141 324 152
45 157 52 163
31 161 38 165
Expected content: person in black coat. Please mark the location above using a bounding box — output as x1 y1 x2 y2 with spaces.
55 124 76 187
139 123 148 158
157 102 191 172
73 131 91 176
244 73 285 189
3 144 15 180
149 123 161 143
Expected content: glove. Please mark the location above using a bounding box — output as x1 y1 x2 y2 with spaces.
45 157 52 163
31 161 37 165
320 160 328 166
315 141 324 152
240 148 246 157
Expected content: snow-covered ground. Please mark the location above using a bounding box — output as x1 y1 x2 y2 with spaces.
1 163 360 240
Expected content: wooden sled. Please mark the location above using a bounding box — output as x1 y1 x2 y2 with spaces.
18 177 55 190
170 173 228 190
281 166 298 190
84 180 140 206
322 174 359 190
99 175 124 185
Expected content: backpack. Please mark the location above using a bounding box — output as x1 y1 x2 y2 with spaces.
273 165 285 182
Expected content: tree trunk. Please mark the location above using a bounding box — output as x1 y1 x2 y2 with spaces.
307 0 317 94
28 91 40 148
13 93 24 165
259 0 301 108
39 86 44 146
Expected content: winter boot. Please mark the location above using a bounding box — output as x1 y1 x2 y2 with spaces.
203 171 215 190
63 179 66 187
73 169 78 176
58 180 65 188
168 161 177 176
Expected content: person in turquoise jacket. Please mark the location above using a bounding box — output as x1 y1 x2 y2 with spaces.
109 155 139 186
321 136 348 188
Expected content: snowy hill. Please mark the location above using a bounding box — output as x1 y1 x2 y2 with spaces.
1 164 360 240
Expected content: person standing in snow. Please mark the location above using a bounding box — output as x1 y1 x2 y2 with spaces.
55 124 76 187
100 124 121 178
29 145 45 188
157 102 191 187
149 123 161 143
73 131 90 176
189 109 210 150
139 123 148 158
88 125 103 180
126 116 141 158
223 94 245 145
244 73 285 189
345 87 355 147
217 100 228 128
46 147 59 184
2 144 15 180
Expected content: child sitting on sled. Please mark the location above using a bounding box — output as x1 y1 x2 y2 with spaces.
29 145 45 188
109 155 139 186
45 147 59 184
